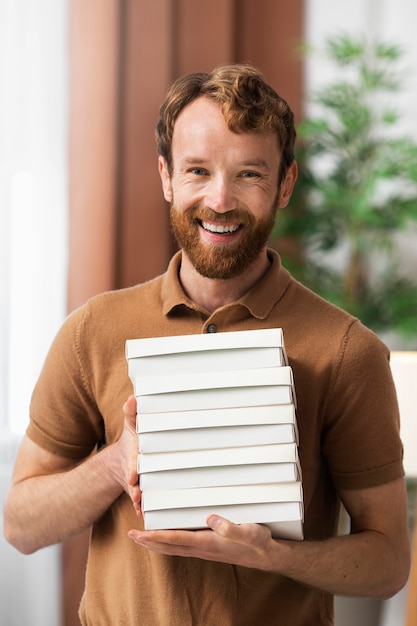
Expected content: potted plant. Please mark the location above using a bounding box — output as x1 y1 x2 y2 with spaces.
275 34 417 347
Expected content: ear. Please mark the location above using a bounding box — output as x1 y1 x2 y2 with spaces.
277 161 298 209
158 156 173 203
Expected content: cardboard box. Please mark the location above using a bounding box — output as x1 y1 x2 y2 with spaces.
139 423 298 453
137 384 294 414
140 460 302 491
129 345 288 377
142 482 303 511
134 365 293 396
142 502 304 540
135 367 296 413
126 328 304 539
137 403 297 433
126 328 287 377
138 442 300 474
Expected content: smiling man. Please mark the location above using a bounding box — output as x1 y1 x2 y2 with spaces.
4 65 410 625
163 96 289 287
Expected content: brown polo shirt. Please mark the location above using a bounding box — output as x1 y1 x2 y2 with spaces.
28 250 404 626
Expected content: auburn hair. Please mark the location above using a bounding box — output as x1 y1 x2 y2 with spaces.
155 64 296 184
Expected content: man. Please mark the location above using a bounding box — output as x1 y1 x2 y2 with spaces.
4 64 410 625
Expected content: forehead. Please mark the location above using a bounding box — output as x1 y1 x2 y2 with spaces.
172 97 280 162
173 97 226 136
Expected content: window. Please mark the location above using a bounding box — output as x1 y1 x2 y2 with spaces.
0 1 68 438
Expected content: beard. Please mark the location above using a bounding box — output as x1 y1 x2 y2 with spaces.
170 202 277 280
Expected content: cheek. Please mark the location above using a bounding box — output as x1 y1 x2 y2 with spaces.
171 185 202 211
247 194 276 219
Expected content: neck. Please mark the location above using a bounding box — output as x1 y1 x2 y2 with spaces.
179 249 271 313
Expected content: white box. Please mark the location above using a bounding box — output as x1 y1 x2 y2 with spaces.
138 442 300 474
127 328 303 540
135 365 293 396
142 482 303 512
142 501 304 540
137 404 296 433
139 460 302 491
139 423 298 453
126 328 287 378
135 367 296 413
137 384 294 414
129 346 287 377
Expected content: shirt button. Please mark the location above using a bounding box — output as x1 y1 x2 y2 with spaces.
207 324 217 333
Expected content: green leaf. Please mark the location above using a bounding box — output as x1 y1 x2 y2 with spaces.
275 34 417 342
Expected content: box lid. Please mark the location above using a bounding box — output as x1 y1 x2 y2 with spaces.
137 403 297 433
126 327 284 359
134 366 293 396
142 481 303 511
138 442 299 473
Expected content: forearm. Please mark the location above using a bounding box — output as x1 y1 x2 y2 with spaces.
4 445 124 554
129 479 410 602
269 530 408 599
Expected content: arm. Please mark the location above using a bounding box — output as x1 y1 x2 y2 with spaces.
128 477 410 599
3 396 140 555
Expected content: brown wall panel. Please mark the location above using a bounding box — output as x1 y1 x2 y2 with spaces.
174 0 236 74
236 0 305 123
116 0 304 290
67 0 121 311
116 0 175 288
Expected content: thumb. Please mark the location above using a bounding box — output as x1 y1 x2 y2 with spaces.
123 394 137 430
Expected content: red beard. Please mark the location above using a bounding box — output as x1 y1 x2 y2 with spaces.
170 204 276 279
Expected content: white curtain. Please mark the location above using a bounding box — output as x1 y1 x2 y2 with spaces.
0 2 68 624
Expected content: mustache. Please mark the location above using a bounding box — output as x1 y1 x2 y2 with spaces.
188 205 256 226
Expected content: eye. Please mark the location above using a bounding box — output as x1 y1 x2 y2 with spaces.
240 170 261 179
189 168 208 176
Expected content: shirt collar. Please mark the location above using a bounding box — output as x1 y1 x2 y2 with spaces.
161 249 291 319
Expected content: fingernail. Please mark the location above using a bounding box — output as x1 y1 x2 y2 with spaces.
207 515 219 529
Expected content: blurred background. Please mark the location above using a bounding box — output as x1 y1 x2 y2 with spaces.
1 1 416 624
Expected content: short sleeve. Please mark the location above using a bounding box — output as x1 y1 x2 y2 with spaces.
27 305 105 459
322 321 404 490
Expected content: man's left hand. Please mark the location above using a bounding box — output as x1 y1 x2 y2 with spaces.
128 515 276 571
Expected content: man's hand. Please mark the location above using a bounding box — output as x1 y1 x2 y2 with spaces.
3 397 141 554
113 395 142 514
127 478 411 599
128 515 275 570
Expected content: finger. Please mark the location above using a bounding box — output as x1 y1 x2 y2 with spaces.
128 528 213 548
130 482 142 505
207 515 272 545
206 515 240 539
123 395 137 425
127 528 216 559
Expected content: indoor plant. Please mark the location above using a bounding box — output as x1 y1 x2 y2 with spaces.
275 34 417 346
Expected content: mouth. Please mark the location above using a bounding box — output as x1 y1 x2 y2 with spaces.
200 220 241 235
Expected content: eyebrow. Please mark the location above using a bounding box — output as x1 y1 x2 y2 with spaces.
181 158 206 165
180 157 272 171
239 158 272 170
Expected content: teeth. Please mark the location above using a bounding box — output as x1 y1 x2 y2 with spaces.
201 221 239 234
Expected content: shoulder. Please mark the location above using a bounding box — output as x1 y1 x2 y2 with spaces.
281 272 384 347
65 275 164 332
83 275 165 315
275 271 391 394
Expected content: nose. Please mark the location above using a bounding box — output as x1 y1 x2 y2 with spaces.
205 175 238 213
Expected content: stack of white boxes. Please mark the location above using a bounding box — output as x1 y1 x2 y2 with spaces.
126 328 303 540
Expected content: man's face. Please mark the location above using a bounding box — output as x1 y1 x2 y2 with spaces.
159 97 290 279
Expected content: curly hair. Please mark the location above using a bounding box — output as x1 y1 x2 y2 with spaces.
156 64 296 184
